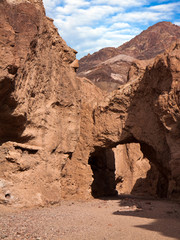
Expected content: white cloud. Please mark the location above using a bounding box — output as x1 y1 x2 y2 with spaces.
75 34 134 56
55 0 90 15
64 0 89 5
149 2 180 12
174 22 180 26
91 0 147 7
110 22 131 29
43 0 60 11
112 11 169 24
43 0 180 58
111 2 180 24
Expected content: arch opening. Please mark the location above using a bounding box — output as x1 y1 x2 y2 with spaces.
88 142 169 199
88 147 117 198
139 142 169 198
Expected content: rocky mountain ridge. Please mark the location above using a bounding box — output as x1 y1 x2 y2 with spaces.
78 22 180 91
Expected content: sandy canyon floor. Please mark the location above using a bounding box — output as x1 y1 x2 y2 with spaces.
0 195 180 240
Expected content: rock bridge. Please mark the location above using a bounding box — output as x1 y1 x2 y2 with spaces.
62 42 180 200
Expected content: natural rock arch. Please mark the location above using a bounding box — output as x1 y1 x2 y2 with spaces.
62 42 180 200
88 142 169 198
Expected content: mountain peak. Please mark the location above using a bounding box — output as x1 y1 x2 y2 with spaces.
78 21 180 91
118 21 180 60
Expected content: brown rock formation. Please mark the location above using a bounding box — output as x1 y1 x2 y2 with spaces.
63 41 180 200
0 0 103 207
78 22 180 92
118 22 180 59
77 23 180 199
113 144 158 196
0 0 180 209
79 53 137 92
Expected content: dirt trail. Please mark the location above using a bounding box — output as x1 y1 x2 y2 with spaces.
0 196 180 240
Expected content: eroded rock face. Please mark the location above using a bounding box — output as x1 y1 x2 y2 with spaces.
0 0 43 144
64 41 180 200
0 0 104 207
113 144 158 197
95 41 180 198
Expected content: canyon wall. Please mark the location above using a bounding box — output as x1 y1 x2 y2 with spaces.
63 42 180 200
0 0 103 207
0 0 179 208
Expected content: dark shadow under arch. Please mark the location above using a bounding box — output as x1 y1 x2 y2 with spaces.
88 142 170 199
88 147 117 197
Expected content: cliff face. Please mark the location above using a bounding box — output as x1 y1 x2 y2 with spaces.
0 0 180 208
0 0 103 207
78 22 180 92
64 41 180 200
0 0 42 143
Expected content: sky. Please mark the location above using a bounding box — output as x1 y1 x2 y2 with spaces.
43 0 180 59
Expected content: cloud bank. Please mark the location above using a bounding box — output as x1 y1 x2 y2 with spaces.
43 0 180 58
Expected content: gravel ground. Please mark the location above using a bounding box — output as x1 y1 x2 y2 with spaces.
0 195 180 240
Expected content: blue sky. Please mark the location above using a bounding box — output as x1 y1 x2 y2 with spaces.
43 0 180 59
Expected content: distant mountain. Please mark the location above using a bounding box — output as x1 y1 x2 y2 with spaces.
117 21 180 59
78 22 180 91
